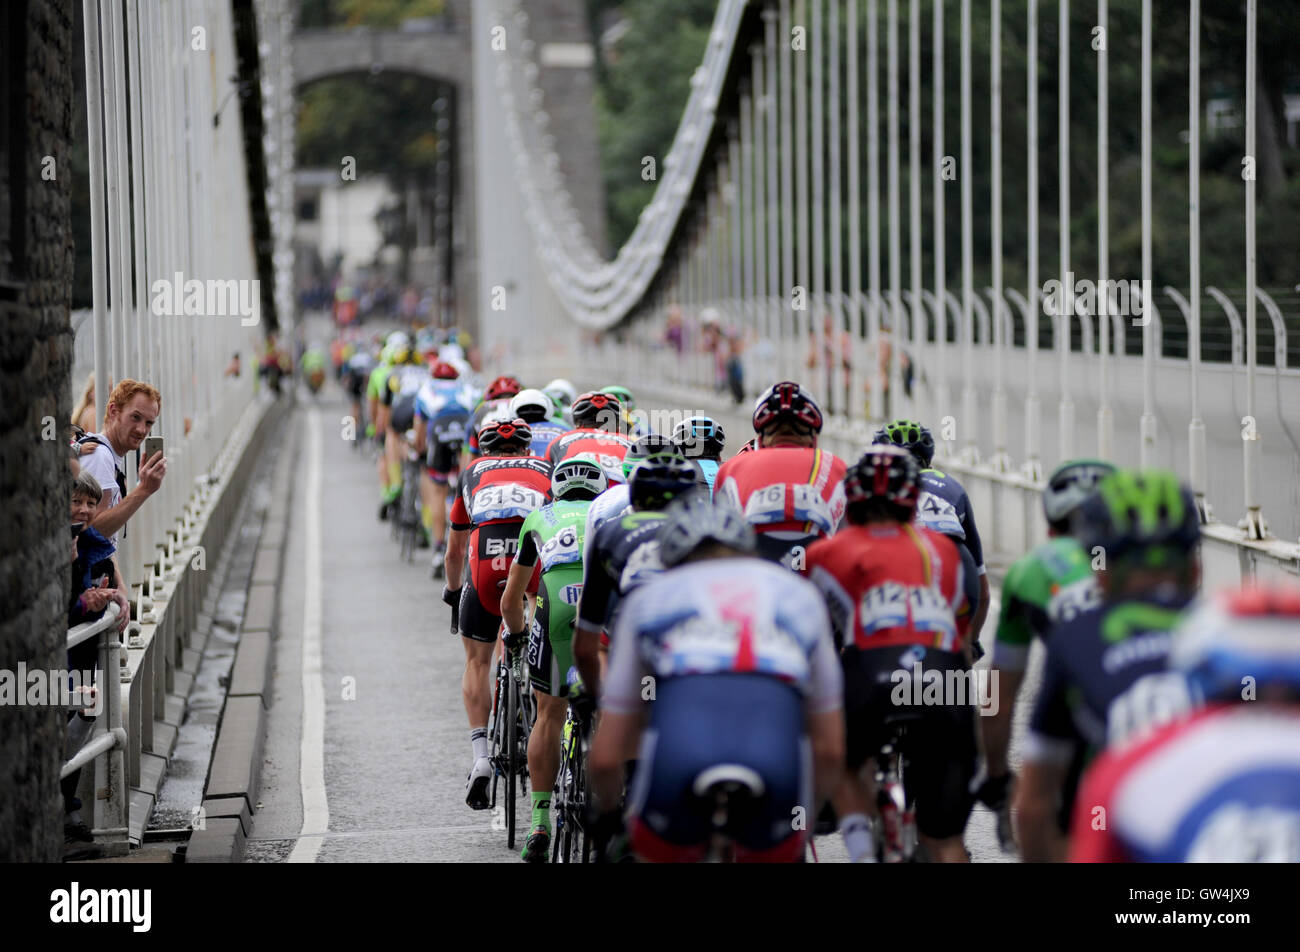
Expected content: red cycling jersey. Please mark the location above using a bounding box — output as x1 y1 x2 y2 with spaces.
714 446 848 539
450 455 552 613
802 522 969 651
545 428 633 486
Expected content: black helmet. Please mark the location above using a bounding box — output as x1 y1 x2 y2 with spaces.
658 493 757 567
477 417 532 454
672 416 726 458
753 381 824 434
1073 468 1200 572
571 390 621 429
627 455 698 511
844 445 922 523
872 419 935 469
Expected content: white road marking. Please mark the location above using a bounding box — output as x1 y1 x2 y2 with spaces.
288 409 329 863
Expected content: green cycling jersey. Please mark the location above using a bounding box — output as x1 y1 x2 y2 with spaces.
992 535 1099 672
517 500 593 696
366 362 392 402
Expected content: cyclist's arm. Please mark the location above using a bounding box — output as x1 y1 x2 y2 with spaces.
501 528 539 633
591 601 649 810
984 574 1037 776
1015 650 1077 862
805 614 845 805
413 410 428 455
445 490 472 590
573 537 615 694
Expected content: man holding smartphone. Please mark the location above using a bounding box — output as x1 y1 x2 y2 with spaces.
81 379 167 546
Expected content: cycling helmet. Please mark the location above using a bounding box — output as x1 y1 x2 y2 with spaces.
600 385 636 413
737 437 758 454
1073 469 1200 570
485 375 523 401
873 419 935 469
1043 458 1116 525
543 378 578 410
658 493 757 567
477 417 532 454
753 381 823 434
429 359 460 380
571 390 621 428
551 453 609 502
843 444 922 520
509 388 554 424
627 455 698 511
385 330 411 353
622 433 683 480
1172 584 1300 704
415 329 438 355
672 416 726 458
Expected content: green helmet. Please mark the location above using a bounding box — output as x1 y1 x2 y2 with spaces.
872 419 935 468
1043 458 1116 525
600 385 636 413
621 434 681 481
1074 468 1200 571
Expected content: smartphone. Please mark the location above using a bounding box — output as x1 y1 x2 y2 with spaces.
142 436 164 463
70 523 84 537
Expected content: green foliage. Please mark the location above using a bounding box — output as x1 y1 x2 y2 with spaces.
298 0 445 30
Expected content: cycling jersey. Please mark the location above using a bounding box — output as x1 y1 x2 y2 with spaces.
916 468 985 575
577 510 668 641
524 419 568 458
415 379 474 480
691 458 721 494
582 484 630 565
385 364 430 433
1025 591 1194 768
545 428 634 487
993 536 1097 672
366 362 392 402
802 522 968 652
1070 704 1300 862
604 558 842 712
516 500 591 696
714 447 847 554
449 455 552 640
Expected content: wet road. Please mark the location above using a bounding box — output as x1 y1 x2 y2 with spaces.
246 367 1038 863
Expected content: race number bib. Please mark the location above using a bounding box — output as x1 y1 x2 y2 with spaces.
916 491 964 538
470 483 546 523
1188 804 1300 862
1048 576 1102 625
539 525 582 571
859 582 911 637
1105 672 1194 745
619 539 663 591
791 483 835 535
743 483 789 526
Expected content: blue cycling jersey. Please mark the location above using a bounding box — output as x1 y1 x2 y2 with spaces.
917 468 985 572
526 419 568 458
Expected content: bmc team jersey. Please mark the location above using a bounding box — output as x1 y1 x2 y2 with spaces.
1070 705 1300 862
714 446 847 539
993 536 1098 672
545 428 634 486
577 510 668 639
1025 592 1195 767
603 559 843 716
916 468 985 574
449 455 552 615
802 522 968 652
525 419 568 458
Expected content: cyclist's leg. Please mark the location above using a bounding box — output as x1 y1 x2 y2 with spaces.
834 645 897 861
460 581 500 808
522 581 568 859
909 651 977 863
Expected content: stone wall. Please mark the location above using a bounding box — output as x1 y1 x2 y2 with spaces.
0 0 76 863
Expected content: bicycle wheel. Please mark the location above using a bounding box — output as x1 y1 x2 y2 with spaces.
488 663 506 812
505 659 518 850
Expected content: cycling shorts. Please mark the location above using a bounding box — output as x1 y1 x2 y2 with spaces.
840 644 977 840
954 535 980 623
425 410 468 483
345 369 366 399
626 673 810 863
526 569 583 696
391 393 416 434
458 577 501 644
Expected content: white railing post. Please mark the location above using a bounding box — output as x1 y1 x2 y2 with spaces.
1138 0 1157 467
1056 0 1073 464
1241 0 1264 539
867 0 882 427
1023 0 1042 481
960 0 978 463
933 0 950 446
989 0 1009 471
1188 0 1208 520
908 0 922 427
1097 0 1114 461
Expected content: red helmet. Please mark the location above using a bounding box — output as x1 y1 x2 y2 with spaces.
429 359 459 380
485 375 523 401
477 417 532 454
843 445 921 518
752 381 823 434
571 390 621 428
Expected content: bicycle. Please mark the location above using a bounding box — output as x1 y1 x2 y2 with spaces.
691 764 769 863
874 712 923 863
396 444 423 561
552 676 593 864
487 635 534 850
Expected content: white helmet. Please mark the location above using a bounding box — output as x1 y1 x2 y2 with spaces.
509 388 554 424
543 378 578 409
551 453 609 501
386 330 411 351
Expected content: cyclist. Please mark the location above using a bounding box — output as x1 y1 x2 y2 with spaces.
802 445 975 863
543 378 578 426
589 493 844 862
509 388 568 458
380 346 432 523
465 374 523 460
873 419 990 651
442 418 553 810
367 333 404 512
671 416 726 493
344 342 375 443
571 455 700 697
714 381 847 569
582 436 697 568
1070 583 1300 862
500 454 609 862
1014 469 1200 862
414 359 475 576
599 384 650 440
978 458 1115 842
545 391 635 488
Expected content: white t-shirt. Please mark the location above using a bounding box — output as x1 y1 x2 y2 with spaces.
80 434 125 543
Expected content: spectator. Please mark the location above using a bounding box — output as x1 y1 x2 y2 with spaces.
664 305 685 355
807 311 853 415
701 308 746 404
81 378 167 546
71 372 98 435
